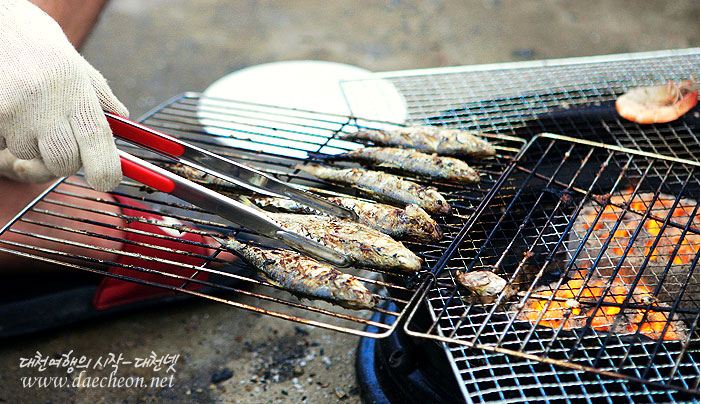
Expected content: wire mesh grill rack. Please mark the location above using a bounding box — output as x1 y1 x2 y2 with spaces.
403 134 700 401
342 48 700 162
0 94 523 338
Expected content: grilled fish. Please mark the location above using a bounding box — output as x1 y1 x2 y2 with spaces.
331 147 480 183
225 238 376 309
165 163 235 189
268 213 423 272
340 126 496 158
296 164 451 215
253 196 442 242
164 163 442 240
456 270 516 304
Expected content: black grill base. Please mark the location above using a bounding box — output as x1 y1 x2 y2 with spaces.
356 302 463 404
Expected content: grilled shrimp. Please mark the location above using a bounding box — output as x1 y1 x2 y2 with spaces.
268 213 423 272
340 126 496 158
296 164 451 215
225 238 376 309
254 195 442 242
615 80 699 124
335 147 480 183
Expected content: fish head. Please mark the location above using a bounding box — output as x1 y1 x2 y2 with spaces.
393 249 424 272
405 204 443 241
334 274 377 309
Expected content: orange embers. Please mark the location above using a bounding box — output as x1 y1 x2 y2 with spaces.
521 271 683 340
581 193 699 266
520 192 697 341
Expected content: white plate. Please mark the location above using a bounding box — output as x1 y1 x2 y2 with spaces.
197 60 407 158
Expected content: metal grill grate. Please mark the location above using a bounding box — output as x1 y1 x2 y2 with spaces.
0 48 697 402
342 48 700 161
404 134 700 401
340 48 701 402
0 94 522 338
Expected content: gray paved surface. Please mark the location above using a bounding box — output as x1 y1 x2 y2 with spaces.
0 1 698 403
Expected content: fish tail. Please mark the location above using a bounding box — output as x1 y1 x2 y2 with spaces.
236 195 271 214
306 151 344 162
223 237 246 253
238 195 256 207
295 163 323 175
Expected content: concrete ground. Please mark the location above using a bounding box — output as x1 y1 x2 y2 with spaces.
1 1 698 403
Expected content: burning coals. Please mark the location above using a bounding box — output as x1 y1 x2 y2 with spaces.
519 191 699 341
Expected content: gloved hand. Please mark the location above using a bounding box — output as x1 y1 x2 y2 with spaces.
0 149 53 183
0 0 128 191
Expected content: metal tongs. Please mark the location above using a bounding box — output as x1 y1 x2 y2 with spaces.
105 113 354 267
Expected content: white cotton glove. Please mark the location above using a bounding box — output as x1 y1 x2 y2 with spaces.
0 149 53 183
0 0 128 192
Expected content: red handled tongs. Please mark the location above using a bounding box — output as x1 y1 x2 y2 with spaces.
105 113 354 267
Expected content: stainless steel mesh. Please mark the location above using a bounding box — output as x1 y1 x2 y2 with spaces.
341 48 700 402
342 48 700 161
0 48 696 402
404 134 699 401
0 94 522 338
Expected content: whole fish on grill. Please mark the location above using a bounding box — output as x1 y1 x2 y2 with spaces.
325 147 480 183
164 162 443 240
339 126 496 158
225 238 376 309
253 195 442 242
268 213 423 272
296 164 451 215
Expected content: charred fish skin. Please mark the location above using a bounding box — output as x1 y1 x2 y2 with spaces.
225 238 376 310
269 213 423 272
340 126 496 158
296 164 451 215
254 196 442 242
253 196 320 215
400 204 443 242
340 147 480 183
331 197 442 242
166 163 236 189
